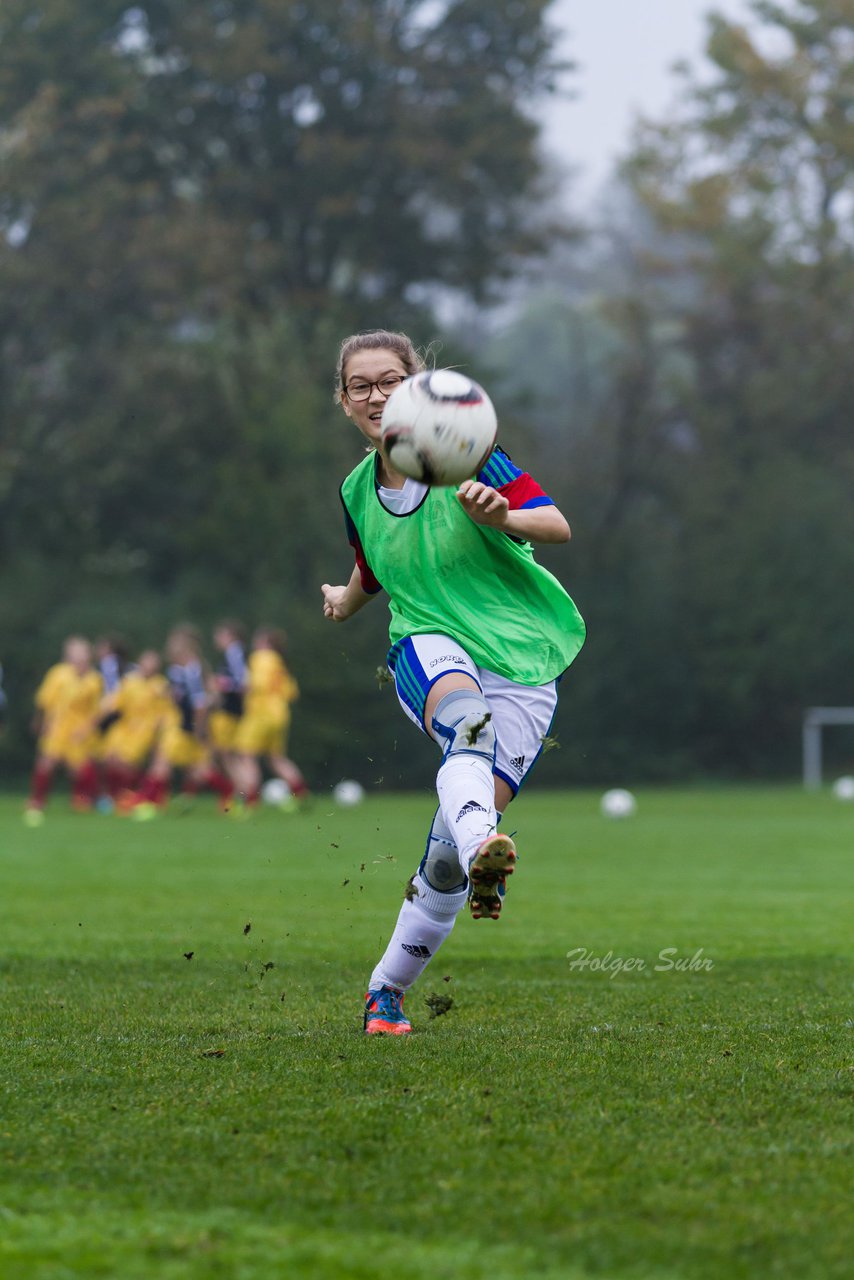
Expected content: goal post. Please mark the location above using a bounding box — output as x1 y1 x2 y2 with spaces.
802 707 854 789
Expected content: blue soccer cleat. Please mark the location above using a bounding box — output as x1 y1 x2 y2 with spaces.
364 985 412 1035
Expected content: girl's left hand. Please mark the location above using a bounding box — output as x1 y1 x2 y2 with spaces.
456 481 509 528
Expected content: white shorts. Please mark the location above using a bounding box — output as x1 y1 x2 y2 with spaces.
387 633 558 795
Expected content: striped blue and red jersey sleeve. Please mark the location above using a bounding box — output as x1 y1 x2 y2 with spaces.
475 446 554 512
344 447 554 595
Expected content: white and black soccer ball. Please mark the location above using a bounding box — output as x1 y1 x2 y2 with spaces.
381 369 498 487
600 788 637 819
832 775 854 801
333 779 365 807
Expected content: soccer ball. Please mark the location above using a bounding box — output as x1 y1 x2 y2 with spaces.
333 779 365 807
261 778 291 806
381 369 498 486
832 775 854 801
600 788 637 819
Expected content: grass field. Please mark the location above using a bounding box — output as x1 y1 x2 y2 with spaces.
1 787 852 1279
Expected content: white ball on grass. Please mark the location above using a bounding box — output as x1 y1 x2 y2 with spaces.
831 775 854 801
261 778 291 806
333 779 365 807
600 788 637 819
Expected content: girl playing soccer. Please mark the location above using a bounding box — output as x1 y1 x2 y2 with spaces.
321 330 585 1034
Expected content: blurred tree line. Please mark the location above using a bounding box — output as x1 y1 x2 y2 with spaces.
1 0 852 788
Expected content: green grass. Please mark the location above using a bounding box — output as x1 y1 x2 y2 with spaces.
1 787 852 1279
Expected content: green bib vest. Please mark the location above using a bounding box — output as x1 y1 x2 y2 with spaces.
340 454 586 685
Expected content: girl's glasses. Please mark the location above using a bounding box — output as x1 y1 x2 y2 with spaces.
344 375 406 402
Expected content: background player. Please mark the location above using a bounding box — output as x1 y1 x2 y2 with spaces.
130 625 234 817
207 619 248 785
102 649 172 804
231 627 309 809
25 636 103 823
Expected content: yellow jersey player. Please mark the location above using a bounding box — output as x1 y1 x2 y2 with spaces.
25 636 104 823
232 627 309 808
130 626 234 815
102 650 172 801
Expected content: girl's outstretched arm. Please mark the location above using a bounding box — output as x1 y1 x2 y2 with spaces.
321 565 375 622
456 482 571 544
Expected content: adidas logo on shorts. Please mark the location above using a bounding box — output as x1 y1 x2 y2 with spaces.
509 755 526 776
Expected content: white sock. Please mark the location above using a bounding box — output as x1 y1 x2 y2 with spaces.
435 752 496 876
368 873 467 992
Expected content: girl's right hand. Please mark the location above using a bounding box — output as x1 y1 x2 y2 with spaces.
321 584 351 622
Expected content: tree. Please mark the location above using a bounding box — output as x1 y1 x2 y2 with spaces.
0 1 572 780
0 0 565 325
473 0 854 779
614 0 854 773
0 0 568 572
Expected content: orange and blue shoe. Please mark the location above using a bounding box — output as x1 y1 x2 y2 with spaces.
467 833 517 920
364 985 412 1035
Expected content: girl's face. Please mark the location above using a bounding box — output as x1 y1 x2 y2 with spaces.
138 650 161 678
65 639 92 674
166 633 194 664
340 347 409 448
